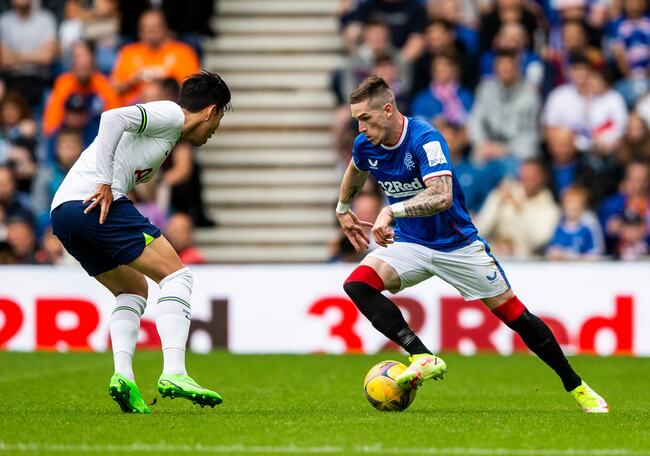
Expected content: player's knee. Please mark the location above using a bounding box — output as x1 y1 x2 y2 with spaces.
159 266 193 292
492 295 527 325
343 265 385 298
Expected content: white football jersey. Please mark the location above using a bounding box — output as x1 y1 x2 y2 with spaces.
51 100 184 211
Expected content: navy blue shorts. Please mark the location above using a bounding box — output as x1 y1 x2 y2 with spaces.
51 197 161 276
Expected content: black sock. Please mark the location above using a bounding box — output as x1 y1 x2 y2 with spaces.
508 309 581 391
343 281 432 356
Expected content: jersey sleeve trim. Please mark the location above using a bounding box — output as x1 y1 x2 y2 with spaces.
136 105 148 133
351 158 365 172
422 170 452 181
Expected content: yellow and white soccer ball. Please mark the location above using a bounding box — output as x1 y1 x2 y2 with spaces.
364 360 416 411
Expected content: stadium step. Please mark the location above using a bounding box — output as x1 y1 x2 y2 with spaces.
204 168 340 186
204 187 338 205
207 132 333 149
201 245 331 263
228 91 335 110
218 72 331 90
219 111 332 130
196 226 336 244
198 149 338 167
198 0 341 262
218 0 338 16
205 54 344 72
205 35 342 54
207 208 334 227
213 17 338 35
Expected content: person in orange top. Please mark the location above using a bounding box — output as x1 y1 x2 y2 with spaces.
43 40 120 136
111 9 200 105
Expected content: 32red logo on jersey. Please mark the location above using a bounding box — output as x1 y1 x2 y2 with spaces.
134 168 153 183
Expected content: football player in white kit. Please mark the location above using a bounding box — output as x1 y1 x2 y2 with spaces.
50 72 230 413
336 76 608 413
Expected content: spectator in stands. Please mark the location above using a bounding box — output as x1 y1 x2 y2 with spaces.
616 210 649 260
543 54 626 153
371 54 410 109
6 217 36 264
0 165 33 227
435 118 486 213
164 212 206 265
480 22 544 87
0 0 58 107
116 0 150 44
410 51 473 127
544 19 604 87
546 185 604 260
342 0 427 62
7 142 36 194
0 91 37 153
476 159 560 257
599 160 650 253
59 0 120 74
43 40 120 137
111 9 200 105
545 127 602 203
426 0 480 56
32 128 83 234
608 0 650 106
45 93 96 163
159 0 216 58
468 49 541 187
35 227 65 265
619 112 650 164
478 0 539 54
411 19 477 96
334 20 402 106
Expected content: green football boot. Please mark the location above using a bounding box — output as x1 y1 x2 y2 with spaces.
570 381 609 413
157 374 223 408
108 373 151 414
396 353 447 389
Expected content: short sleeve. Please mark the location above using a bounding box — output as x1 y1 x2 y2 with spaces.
351 135 369 172
135 101 184 138
582 228 596 254
413 133 453 182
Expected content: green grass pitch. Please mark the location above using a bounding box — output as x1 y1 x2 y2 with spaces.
0 352 649 455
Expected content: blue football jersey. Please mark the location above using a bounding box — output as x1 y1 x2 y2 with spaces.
352 116 478 251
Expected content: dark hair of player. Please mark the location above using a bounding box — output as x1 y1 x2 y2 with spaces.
349 75 394 109
178 71 232 114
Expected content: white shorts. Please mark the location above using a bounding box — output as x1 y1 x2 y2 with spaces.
367 240 510 300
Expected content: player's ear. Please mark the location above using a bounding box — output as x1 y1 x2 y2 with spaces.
383 102 393 117
205 104 217 121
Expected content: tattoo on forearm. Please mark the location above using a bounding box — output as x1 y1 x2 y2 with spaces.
403 175 453 217
344 185 360 202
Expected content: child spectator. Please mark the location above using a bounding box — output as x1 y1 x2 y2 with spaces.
546 185 604 260
616 210 649 260
164 212 206 265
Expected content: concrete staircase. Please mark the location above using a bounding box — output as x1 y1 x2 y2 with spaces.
199 0 343 263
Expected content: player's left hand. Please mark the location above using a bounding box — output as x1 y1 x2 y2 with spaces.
372 206 395 248
83 183 113 224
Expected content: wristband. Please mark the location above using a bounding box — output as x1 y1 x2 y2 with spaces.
336 201 350 214
389 202 406 218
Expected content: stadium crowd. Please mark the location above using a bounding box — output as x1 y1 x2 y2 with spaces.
330 0 650 262
0 0 213 265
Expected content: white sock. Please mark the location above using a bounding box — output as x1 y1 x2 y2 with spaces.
156 267 192 375
110 293 146 382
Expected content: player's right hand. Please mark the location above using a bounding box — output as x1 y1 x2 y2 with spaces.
83 183 114 225
336 210 373 252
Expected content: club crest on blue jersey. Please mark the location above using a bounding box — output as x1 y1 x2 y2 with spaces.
404 152 415 170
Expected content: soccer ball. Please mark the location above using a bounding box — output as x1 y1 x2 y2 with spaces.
364 360 416 411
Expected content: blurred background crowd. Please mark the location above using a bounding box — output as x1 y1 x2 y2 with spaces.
0 0 649 266
0 0 215 265
330 0 650 263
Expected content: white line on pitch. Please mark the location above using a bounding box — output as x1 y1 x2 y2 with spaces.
0 443 648 455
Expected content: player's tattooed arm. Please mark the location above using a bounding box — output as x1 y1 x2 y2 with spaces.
338 160 369 204
399 175 453 217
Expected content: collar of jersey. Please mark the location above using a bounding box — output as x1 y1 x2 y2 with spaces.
381 115 408 150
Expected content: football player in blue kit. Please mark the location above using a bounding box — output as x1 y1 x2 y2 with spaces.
336 75 608 413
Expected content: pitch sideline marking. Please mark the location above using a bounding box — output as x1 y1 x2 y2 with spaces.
0 443 648 455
